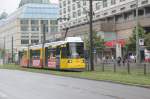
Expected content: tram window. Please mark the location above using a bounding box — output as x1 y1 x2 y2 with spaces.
31 50 40 59
56 47 60 55
61 47 69 58
68 43 84 58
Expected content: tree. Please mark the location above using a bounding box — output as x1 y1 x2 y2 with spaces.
126 25 145 52
145 33 150 50
84 31 105 52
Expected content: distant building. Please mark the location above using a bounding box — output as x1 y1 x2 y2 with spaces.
19 0 50 7
59 0 150 58
0 3 59 61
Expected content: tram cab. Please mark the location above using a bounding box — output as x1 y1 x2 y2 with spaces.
45 37 85 70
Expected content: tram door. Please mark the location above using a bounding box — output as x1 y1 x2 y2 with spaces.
46 47 56 69
19 51 23 64
45 47 48 67
56 47 61 69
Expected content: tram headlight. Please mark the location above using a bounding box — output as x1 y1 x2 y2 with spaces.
68 60 72 63
83 59 85 63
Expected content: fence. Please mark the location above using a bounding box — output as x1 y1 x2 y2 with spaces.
87 60 150 75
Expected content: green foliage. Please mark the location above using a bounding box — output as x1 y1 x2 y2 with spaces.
84 31 105 51
126 25 145 51
0 49 5 58
145 33 150 50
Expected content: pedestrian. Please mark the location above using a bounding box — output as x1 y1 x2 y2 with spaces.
122 56 126 66
117 56 121 66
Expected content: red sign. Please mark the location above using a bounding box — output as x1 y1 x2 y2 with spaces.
104 39 126 47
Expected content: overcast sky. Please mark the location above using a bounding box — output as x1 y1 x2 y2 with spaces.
0 0 58 14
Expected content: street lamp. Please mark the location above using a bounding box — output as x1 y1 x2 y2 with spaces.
11 36 14 63
73 0 102 71
42 23 46 67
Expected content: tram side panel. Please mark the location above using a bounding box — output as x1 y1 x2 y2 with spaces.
46 47 60 69
59 43 85 70
31 49 42 68
19 51 28 67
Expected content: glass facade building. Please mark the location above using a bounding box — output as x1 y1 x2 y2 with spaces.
0 3 59 62
19 0 50 7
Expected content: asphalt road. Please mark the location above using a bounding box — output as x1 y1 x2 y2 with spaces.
0 69 150 99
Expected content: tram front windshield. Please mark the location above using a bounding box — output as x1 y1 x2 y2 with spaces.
68 42 84 58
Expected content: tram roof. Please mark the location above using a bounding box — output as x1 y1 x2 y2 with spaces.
18 47 28 51
44 41 66 48
45 37 83 47
65 37 83 43
28 37 83 49
30 44 42 49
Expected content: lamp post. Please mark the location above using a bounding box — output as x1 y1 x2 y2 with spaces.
73 0 102 71
89 0 94 71
3 37 5 64
12 36 14 63
42 23 46 67
136 0 140 63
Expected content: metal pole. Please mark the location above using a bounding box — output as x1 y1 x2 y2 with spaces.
144 63 146 75
136 0 140 64
28 44 30 67
42 24 46 67
89 0 94 71
12 36 14 63
3 37 5 64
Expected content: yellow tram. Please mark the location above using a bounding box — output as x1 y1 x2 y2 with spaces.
19 37 86 70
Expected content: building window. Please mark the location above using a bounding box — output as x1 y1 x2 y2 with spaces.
78 10 81 16
63 8 66 14
130 4 136 8
76 2 81 8
120 7 125 11
31 20 38 25
68 0 71 4
51 26 58 33
73 12 76 18
63 1 66 6
83 1 86 6
111 0 116 5
72 4 75 10
21 40 29 44
141 0 148 4
120 0 125 2
21 26 29 31
21 36 29 38
96 2 100 10
59 2 62 8
31 26 39 31
20 20 28 25
103 0 108 8
41 20 48 25
31 40 39 44
104 12 108 15
112 10 116 13
31 36 39 38
68 6 71 12
50 20 58 25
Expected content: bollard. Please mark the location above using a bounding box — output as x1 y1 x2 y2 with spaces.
127 61 130 74
114 62 116 73
102 62 104 72
144 64 146 75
